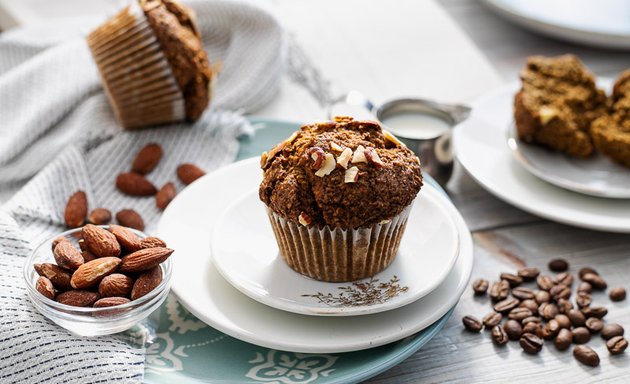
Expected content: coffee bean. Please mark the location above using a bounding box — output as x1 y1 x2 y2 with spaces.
462 315 482 332
550 284 571 301
538 302 559 320
554 272 573 286
609 287 626 302
577 282 592 294
536 275 555 291
573 327 591 344
601 323 624 340
500 273 523 288
578 267 599 279
519 299 539 313
523 322 542 337
582 306 607 319
607 336 628 355
556 299 573 314
504 319 523 341
548 258 569 272
534 290 551 304
491 325 509 346
568 309 586 327
482 312 503 328
555 328 573 351
520 333 543 354
509 307 533 321
472 278 489 295
573 345 599 367
585 318 604 334
489 280 510 302
581 273 607 290
542 319 561 340
522 316 541 325
575 292 592 308
494 298 520 314
512 287 535 300
517 267 540 281
554 314 571 329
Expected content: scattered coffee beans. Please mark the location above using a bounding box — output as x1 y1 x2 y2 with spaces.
607 336 628 355
491 325 509 346
534 290 551 304
504 319 522 341
554 272 573 286
556 298 573 314
509 307 533 322
500 273 523 288
577 282 592 294
555 328 572 351
489 280 510 302
472 278 489 295
581 273 607 290
462 315 482 332
555 314 571 329
483 312 503 328
567 309 586 327
512 287 535 300
582 306 607 319
550 284 571 301
523 322 542 337
542 319 560 340
575 292 592 308
520 333 543 354
578 267 599 279
601 324 624 340
494 298 519 314
517 267 540 281
585 318 604 334
572 327 591 344
548 258 569 272
538 302 559 320
609 287 626 302
536 275 555 291
519 299 539 313
573 345 599 367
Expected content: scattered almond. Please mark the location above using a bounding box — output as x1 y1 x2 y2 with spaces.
383 130 404 147
177 163 206 185
344 166 360 183
156 182 177 210
51 236 66 252
109 224 142 252
94 297 131 308
116 209 145 231
119 247 174 273
298 212 312 226
329 141 344 152
131 266 163 300
131 143 163 174
314 153 336 177
306 147 326 170
64 191 88 228
364 147 384 168
53 240 84 270
116 172 157 196
99 273 134 298
56 290 100 307
82 224 121 258
140 236 167 249
88 208 112 225
70 257 121 289
34 263 73 291
351 145 367 163
336 148 353 169
36 276 55 300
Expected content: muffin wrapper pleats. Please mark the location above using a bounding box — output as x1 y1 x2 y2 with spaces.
87 4 186 129
266 205 411 282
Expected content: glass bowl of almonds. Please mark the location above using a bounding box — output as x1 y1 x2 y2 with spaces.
23 224 173 336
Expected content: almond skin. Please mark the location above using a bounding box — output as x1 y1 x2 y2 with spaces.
82 224 121 258
56 290 99 307
53 240 84 270
88 208 112 225
34 263 73 291
140 236 167 249
70 257 121 289
116 209 145 231
116 172 157 196
131 266 163 300
177 163 205 185
64 191 88 228
93 297 130 308
109 224 142 252
131 143 163 174
119 247 173 273
99 273 134 298
156 182 177 210
36 276 56 300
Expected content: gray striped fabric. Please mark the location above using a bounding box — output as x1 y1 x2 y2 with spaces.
0 0 284 382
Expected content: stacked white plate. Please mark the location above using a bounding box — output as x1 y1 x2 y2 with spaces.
157 157 473 353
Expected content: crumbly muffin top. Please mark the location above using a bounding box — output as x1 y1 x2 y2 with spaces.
141 0 212 120
259 117 423 229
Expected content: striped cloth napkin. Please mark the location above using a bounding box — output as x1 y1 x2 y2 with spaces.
0 0 284 382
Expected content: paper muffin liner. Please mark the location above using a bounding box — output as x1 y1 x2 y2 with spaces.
87 3 186 130
266 204 412 282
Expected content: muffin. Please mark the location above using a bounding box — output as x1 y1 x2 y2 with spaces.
514 55 607 157
590 70 630 168
259 116 423 282
87 0 213 129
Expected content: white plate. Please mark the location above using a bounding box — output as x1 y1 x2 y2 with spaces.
211 187 459 316
482 0 630 50
454 82 630 233
158 157 473 353
507 124 630 199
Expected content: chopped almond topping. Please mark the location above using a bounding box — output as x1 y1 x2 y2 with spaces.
315 153 336 177
351 145 367 163
344 166 359 183
364 147 384 168
337 148 353 169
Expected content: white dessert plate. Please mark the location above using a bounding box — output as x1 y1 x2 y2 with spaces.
454 81 630 233
211 186 459 316
158 157 473 353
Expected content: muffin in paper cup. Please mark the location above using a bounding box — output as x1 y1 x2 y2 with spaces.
259 117 423 282
87 0 214 130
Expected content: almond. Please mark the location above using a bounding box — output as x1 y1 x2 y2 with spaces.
51 236 66 252
131 266 163 300
109 224 142 252
34 263 73 291
116 209 145 231
88 208 112 225
82 224 121 258
53 240 84 270
64 191 87 228
140 236 167 249
82 250 97 262
70 257 121 289
36 276 55 300
364 147 384 168
99 273 134 298
116 172 157 196
156 182 177 210
131 143 163 174
119 247 173 273
177 163 206 185
94 297 130 308
56 290 99 307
